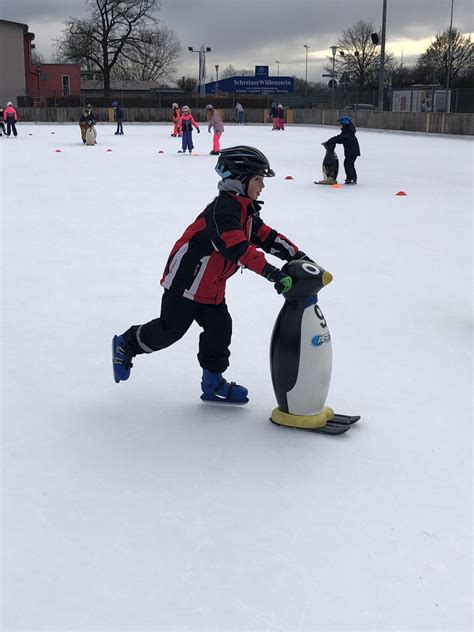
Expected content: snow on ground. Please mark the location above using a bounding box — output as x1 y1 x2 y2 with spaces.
1 122 472 631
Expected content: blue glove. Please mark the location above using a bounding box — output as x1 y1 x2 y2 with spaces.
262 264 293 295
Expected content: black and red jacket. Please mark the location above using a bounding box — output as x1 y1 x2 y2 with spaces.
161 184 300 304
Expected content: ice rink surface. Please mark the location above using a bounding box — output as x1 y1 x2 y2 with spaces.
1 122 472 631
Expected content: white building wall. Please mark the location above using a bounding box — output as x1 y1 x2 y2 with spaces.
0 21 27 106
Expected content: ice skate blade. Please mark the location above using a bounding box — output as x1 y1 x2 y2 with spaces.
200 394 249 405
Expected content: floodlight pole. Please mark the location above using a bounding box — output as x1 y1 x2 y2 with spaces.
445 0 455 112
331 46 337 109
377 0 388 111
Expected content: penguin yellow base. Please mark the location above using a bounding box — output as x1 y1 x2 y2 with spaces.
271 406 334 429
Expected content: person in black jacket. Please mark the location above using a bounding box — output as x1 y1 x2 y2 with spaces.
325 115 360 184
112 100 124 135
112 146 315 404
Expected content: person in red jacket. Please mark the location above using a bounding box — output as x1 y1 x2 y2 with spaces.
171 103 181 137
4 101 18 137
112 146 314 404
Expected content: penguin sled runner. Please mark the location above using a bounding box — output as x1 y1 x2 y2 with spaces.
269 260 360 435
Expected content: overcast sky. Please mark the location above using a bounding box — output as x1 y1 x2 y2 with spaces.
1 0 472 82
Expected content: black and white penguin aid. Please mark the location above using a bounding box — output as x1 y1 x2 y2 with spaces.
270 259 360 434
314 142 339 185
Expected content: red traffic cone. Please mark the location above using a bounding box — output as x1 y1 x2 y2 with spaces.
396 191 407 196
285 175 294 180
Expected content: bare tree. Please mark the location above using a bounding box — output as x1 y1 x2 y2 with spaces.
112 25 181 81
325 20 394 89
176 76 198 92
31 49 45 65
56 0 168 92
415 28 473 86
220 65 254 79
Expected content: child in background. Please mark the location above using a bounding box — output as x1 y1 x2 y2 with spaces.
4 101 18 137
205 104 224 155
177 105 200 153
112 101 125 135
171 103 181 137
325 115 360 184
0 107 5 136
79 104 96 144
277 104 285 130
268 102 279 130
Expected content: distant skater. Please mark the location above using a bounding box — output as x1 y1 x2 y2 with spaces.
206 104 224 155
4 101 18 137
112 101 124 135
171 103 181 137
177 105 200 153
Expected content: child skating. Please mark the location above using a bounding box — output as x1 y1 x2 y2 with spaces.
324 115 360 184
171 103 181 137
112 146 314 404
177 106 200 153
205 104 224 155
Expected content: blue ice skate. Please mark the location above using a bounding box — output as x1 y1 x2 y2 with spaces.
112 334 134 383
200 369 249 405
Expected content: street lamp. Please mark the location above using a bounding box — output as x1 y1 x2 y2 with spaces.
275 60 281 76
377 0 388 111
188 45 212 97
330 46 337 109
445 0 455 112
303 44 310 97
215 64 220 97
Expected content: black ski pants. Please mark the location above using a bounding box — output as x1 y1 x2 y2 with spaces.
124 289 232 374
6 117 17 137
344 154 357 181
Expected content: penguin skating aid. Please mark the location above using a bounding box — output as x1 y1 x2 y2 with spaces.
269 260 360 434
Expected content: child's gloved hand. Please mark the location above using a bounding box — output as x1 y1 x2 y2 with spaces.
197 128 200 133
208 128 211 134
292 251 314 262
263 264 293 295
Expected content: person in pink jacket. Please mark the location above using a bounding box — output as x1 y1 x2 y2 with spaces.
4 101 18 137
205 104 224 155
177 105 200 153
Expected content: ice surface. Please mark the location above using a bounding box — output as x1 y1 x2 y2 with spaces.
1 122 472 630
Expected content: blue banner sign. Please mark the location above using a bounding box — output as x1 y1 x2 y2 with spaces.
206 76 294 94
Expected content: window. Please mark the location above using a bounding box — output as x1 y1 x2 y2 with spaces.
62 75 70 96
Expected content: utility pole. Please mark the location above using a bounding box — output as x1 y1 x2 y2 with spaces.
188 45 212 98
275 60 281 77
331 46 337 109
378 0 388 111
445 0 455 112
304 44 310 97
